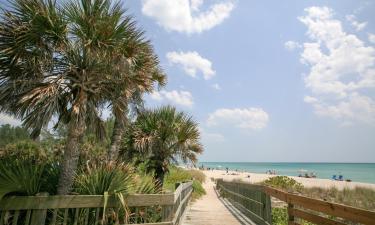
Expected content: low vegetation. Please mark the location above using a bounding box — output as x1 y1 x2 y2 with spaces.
164 166 206 199
262 176 304 192
303 186 375 211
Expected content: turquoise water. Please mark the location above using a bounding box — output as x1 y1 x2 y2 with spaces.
198 162 375 184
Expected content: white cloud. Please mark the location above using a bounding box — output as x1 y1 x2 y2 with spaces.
284 41 301 51
346 14 367 31
207 108 269 130
0 113 21 126
167 51 216 80
141 0 235 34
191 0 203 11
299 6 375 125
211 83 221 90
304 93 375 124
369 33 375 44
150 90 194 107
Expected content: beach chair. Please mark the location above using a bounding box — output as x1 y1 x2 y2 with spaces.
338 175 343 181
332 175 337 180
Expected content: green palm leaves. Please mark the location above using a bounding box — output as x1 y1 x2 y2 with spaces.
0 0 164 193
122 106 203 185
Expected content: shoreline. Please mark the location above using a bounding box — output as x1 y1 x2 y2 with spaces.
201 169 375 190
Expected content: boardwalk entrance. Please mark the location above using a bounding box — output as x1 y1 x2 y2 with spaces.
181 179 256 225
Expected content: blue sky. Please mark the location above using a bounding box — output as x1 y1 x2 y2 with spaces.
1 0 375 162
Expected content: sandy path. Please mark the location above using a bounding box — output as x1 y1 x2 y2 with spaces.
181 178 255 225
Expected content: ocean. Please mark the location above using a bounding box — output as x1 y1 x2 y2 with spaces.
198 162 375 184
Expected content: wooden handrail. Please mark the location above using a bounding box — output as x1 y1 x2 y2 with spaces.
0 194 175 210
262 185 375 225
0 181 194 225
216 179 272 225
216 179 375 225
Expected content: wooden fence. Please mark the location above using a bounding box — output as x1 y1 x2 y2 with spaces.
263 185 375 225
216 179 272 225
0 181 193 225
216 179 375 225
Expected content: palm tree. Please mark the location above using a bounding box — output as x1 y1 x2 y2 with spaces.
108 41 166 161
121 106 203 186
0 0 158 194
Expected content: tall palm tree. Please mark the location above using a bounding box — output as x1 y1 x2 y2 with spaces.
108 41 166 161
121 106 203 186
0 0 158 194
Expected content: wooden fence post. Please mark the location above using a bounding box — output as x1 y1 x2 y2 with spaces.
30 193 49 225
161 183 181 222
263 193 272 224
287 203 294 225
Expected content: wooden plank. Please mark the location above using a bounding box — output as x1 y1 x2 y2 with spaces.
290 208 347 225
227 199 270 225
262 192 272 223
172 189 192 225
25 210 31 225
0 211 5 225
218 184 263 206
287 204 295 224
173 182 192 204
12 210 20 225
50 209 57 225
84 209 89 225
264 186 375 225
94 208 100 225
0 194 175 210
222 181 264 192
73 208 79 225
63 209 68 225
161 206 173 222
30 193 49 225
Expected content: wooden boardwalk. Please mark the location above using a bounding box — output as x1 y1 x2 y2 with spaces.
181 179 256 225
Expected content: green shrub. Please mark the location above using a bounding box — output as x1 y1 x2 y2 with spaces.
74 162 134 195
0 141 60 199
263 176 303 192
192 180 206 199
164 166 206 199
272 207 288 225
0 159 59 199
0 140 51 162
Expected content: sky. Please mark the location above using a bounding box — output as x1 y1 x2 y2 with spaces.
1 0 375 162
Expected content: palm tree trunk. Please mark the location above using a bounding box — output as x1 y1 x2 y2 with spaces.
57 117 86 194
108 116 125 161
57 93 87 195
155 166 165 187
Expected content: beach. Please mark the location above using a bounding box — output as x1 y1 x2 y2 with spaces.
202 169 375 190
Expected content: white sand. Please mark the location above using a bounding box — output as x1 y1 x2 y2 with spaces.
202 169 375 190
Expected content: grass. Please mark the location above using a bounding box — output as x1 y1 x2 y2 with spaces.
302 186 375 211
164 166 206 199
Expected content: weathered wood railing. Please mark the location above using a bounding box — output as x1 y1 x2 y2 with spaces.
263 185 375 225
216 179 272 225
216 179 375 225
0 181 193 225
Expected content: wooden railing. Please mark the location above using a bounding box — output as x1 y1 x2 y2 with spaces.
216 179 375 225
216 179 272 225
263 186 375 225
0 181 193 225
